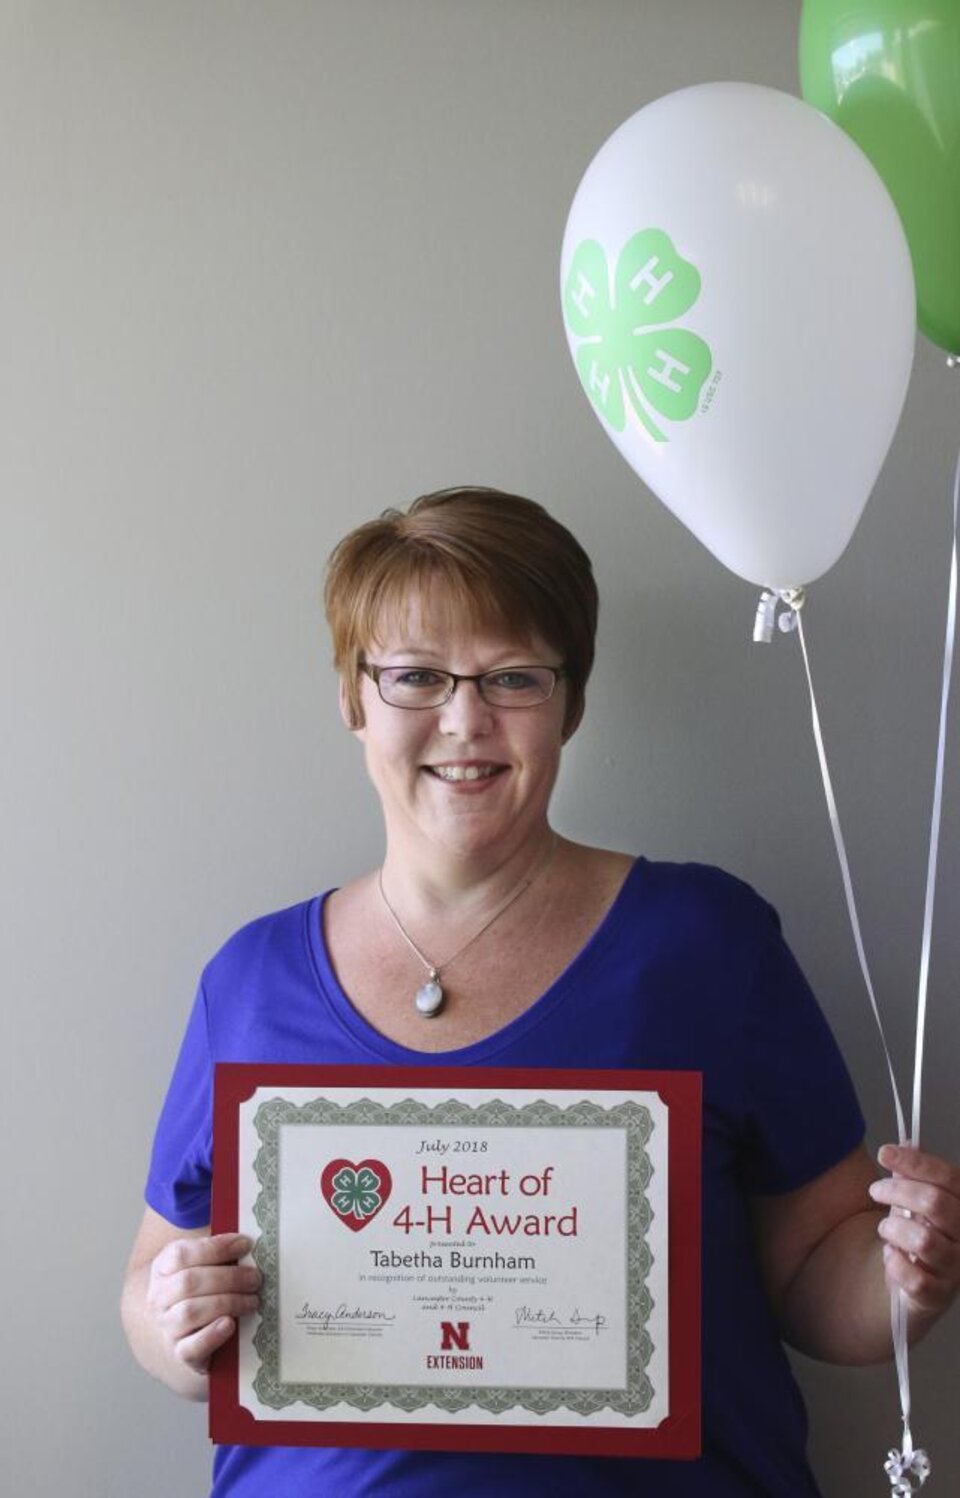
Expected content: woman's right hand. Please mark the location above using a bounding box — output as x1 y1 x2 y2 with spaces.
144 1231 262 1373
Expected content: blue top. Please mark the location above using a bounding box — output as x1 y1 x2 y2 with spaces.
146 858 865 1496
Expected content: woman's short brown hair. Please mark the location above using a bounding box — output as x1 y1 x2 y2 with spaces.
324 487 598 736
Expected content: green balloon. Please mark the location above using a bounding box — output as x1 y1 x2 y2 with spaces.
799 0 960 353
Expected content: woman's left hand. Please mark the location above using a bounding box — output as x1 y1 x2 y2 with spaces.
869 1143 960 1319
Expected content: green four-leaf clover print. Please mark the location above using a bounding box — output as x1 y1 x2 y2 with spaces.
330 1165 383 1220
563 229 712 441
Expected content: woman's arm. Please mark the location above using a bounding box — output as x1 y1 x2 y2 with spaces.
120 1205 261 1401
751 1143 960 1365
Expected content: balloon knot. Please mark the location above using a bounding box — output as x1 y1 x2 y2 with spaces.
752 587 806 643
884 1446 931 1494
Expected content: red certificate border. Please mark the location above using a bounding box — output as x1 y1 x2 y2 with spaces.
210 1065 701 1459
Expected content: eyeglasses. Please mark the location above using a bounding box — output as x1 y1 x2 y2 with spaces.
361 663 566 710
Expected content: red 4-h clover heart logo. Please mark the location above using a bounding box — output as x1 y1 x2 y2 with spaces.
320 1158 392 1232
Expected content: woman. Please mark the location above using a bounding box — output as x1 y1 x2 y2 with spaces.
122 487 960 1496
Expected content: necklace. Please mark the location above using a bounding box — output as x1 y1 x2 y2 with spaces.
377 834 557 1018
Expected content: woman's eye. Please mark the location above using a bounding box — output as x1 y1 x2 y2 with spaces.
394 669 444 687
487 670 536 690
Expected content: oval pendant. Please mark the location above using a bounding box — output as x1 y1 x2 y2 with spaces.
415 978 444 1018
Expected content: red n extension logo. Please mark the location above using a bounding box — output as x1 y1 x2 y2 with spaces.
440 1321 470 1351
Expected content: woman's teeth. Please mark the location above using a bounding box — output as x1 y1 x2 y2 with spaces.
430 765 501 782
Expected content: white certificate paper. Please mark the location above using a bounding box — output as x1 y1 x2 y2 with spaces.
211 1066 701 1458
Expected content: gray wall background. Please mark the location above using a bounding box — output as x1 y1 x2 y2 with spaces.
3 2 957 1493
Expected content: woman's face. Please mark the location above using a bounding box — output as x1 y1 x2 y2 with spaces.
344 601 568 865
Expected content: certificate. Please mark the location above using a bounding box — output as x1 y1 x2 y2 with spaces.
210 1065 700 1458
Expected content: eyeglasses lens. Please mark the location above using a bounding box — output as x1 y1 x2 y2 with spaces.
377 667 556 708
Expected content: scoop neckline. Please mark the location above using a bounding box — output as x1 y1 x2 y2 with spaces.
304 855 646 1063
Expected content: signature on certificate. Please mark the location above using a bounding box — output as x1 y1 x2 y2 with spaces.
514 1305 608 1335
295 1302 396 1330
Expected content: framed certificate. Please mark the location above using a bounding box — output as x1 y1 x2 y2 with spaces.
210 1065 701 1458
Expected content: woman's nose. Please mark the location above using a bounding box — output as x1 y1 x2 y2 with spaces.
436 678 494 735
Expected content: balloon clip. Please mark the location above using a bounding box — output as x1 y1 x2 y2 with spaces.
884 1444 930 1495
753 587 806 643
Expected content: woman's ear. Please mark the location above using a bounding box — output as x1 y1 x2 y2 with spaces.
338 677 365 737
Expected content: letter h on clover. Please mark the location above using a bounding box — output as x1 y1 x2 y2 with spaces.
330 1165 383 1219
564 228 712 442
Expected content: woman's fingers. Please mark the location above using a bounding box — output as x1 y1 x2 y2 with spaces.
882 1244 957 1314
871 1146 960 1240
174 1315 239 1372
873 1145 960 1315
877 1210 959 1277
155 1232 252 1276
878 1143 960 1191
154 1262 262 1312
147 1231 261 1371
167 1290 261 1340
868 1176 960 1237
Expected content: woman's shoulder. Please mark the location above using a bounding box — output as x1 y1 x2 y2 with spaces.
567 844 780 939
564 841 769 903
559 841 635 889
641 857 782 956
199 891 320 986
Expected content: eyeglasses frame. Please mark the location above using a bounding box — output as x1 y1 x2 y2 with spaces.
360 661 567 710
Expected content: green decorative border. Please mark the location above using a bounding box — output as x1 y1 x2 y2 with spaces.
250 1095 655 1418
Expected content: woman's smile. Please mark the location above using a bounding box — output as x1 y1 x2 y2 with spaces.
424 760 509 787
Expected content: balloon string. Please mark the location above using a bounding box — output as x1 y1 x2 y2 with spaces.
793 612 908 1141
912 439 959 1145
793 612 918 1468
888 436 956 1475
785 439 960 1487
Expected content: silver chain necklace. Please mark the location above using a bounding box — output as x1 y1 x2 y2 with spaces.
377 834 557 1018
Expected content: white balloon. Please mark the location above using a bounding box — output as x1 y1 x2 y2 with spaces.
560 82 915 589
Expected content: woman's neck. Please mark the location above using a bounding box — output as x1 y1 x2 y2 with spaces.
378 824 559 923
